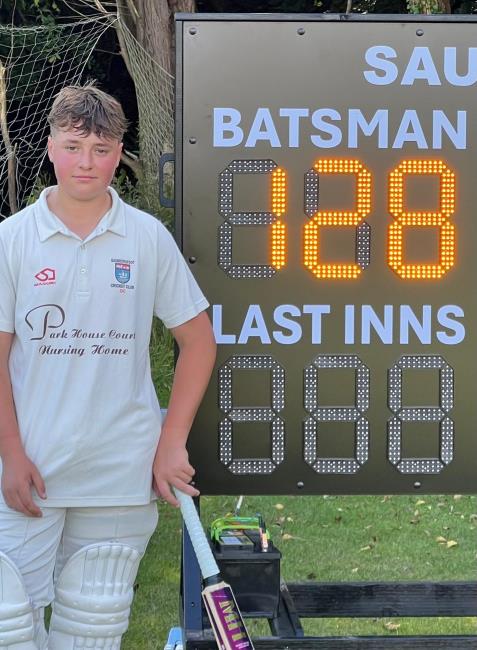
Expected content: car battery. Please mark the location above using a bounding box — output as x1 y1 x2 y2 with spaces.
211 529 281 618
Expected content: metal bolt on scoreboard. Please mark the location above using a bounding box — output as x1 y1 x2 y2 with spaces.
175 13 477 495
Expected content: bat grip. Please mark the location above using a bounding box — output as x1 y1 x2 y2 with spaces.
174 488 220 580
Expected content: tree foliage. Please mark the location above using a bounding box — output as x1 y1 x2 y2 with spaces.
0 0 61 26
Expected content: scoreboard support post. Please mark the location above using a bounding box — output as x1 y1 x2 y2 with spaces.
181 521 204 643
177 521 477 648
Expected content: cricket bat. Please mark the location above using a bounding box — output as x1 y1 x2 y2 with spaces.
174 488 255 650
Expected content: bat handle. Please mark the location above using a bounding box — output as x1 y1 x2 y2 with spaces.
174 488 220 580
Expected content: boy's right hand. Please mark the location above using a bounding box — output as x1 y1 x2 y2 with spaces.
1 450 46 517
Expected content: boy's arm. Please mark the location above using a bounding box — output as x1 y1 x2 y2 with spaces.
0 331 46 517
153 311 216 507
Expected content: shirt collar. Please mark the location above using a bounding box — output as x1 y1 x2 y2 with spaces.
35 186 126 242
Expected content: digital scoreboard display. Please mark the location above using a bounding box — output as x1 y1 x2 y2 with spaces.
176 15 477 495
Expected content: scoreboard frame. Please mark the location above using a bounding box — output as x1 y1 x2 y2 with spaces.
174 13 477 496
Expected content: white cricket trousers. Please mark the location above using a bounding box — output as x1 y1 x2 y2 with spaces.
0 501 158 609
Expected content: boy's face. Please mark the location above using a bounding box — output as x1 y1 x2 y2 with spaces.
47 127 123 203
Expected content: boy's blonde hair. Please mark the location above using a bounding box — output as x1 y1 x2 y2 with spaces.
48 82 128 141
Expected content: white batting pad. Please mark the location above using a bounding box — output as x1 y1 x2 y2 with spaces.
48 543 140 650
0 550 37 649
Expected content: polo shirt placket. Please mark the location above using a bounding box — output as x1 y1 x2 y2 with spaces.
77 241 90 298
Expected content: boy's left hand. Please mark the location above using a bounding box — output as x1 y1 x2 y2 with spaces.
152 439 199 507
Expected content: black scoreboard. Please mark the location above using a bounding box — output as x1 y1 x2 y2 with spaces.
175 14 477 495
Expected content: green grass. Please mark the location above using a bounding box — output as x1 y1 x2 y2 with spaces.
149 319 174 406
122 494 477 647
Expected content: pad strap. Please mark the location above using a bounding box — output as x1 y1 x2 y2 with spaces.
0 550 37 649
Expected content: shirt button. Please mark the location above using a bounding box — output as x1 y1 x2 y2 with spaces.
80 267 87 274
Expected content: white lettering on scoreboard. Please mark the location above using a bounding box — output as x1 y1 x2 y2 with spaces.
213 304 465 346
212 45 477 150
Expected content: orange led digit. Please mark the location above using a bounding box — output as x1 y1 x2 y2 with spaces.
304 159 372 279
388 160 456 280
271 167 286 270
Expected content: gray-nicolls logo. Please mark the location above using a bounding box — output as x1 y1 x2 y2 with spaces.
25 304 65 341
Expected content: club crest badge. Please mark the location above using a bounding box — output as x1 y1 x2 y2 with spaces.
115 262 130 284
111 258 135 291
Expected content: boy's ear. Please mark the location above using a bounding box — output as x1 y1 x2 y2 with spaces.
116 141 123 167
47 136 54 162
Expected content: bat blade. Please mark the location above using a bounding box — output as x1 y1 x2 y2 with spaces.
202 580 254 650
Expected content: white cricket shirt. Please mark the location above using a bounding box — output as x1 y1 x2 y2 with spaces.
0 187 209 506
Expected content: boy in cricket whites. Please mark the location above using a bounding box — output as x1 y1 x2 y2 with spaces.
0 83 216 649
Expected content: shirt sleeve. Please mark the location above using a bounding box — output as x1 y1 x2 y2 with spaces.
0 230 16 333
154 223 209 329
